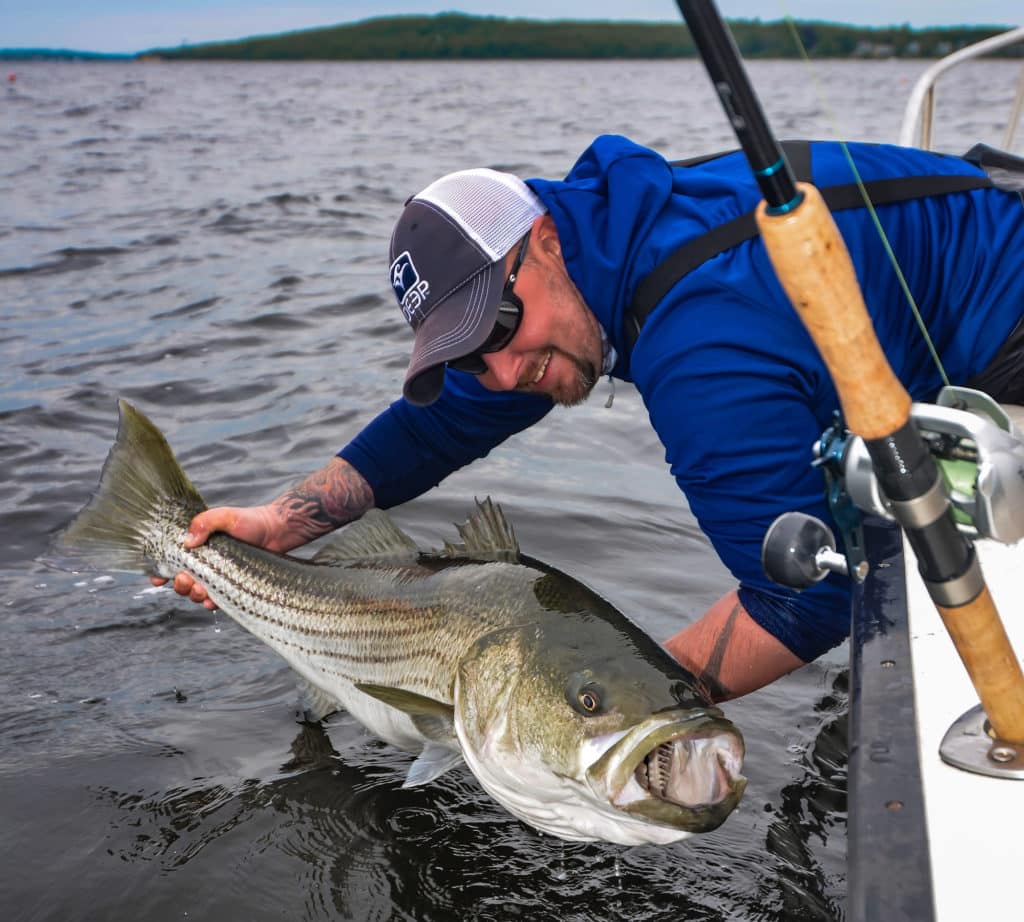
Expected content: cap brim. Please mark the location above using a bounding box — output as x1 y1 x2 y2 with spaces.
402 261 505 406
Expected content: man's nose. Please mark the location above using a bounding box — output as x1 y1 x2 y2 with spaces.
480 349 520 392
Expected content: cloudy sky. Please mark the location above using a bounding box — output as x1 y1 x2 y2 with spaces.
4 1 1020 54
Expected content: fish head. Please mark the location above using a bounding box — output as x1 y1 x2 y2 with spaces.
453 579 746 845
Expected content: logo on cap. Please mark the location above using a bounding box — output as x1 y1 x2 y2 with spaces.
390 250 431 325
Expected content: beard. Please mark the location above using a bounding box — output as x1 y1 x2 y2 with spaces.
553 350 599 407
521 255 604 407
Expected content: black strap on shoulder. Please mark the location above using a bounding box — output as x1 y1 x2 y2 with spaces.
963 142 1024 197
668 140 814 176
623 143 993 356
962 142 1024 174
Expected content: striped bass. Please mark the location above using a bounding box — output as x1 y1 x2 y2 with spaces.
51 401 746 845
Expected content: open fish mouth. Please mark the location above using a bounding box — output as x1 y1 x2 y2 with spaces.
633 730 744 806
586 710 747 833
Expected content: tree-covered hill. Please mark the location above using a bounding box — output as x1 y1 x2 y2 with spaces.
144 13 1019 61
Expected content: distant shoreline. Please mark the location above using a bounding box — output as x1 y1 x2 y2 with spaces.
3 14 1020 62
1 49 133 61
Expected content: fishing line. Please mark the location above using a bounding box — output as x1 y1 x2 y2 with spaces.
775 12 951 387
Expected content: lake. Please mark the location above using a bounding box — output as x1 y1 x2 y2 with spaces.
2 55 1019 921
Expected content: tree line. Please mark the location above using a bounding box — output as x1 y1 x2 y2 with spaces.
143 14 1020 61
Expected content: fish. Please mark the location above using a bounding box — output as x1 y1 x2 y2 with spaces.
49 400 746 845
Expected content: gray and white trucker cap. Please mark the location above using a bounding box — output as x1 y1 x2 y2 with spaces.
389 168 546 406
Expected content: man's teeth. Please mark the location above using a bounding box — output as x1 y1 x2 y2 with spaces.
531 351 551 384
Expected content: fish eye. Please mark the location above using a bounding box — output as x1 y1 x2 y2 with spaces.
569 681 604 716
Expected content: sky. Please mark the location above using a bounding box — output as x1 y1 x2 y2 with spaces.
2 1 1020 55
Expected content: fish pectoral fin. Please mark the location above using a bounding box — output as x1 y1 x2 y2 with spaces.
409 712 457 744
354 682 452 716
402 744 464 788
354 682 456 742
311 509 420 566
435 497 520 562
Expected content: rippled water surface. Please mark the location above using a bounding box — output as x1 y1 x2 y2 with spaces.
2 56 1019 921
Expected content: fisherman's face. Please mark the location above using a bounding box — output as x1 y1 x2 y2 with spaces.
475 216 604 407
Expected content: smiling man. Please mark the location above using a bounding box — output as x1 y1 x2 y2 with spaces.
159 134 1024 701
392 171 608 410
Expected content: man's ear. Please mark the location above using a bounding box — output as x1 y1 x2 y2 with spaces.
532 214 562 260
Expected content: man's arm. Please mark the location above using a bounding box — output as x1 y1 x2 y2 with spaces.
663 589 805 702
187 456 374 552
160 377 551 609
153 457 374 609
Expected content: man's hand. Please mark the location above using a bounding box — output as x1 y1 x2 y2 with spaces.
149 505 289 610
150 457 375 611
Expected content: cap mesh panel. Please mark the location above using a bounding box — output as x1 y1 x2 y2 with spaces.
417 168 545 259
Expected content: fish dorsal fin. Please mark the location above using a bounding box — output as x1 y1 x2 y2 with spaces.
438 497 520 562
312 509 420 565
355 683 456 744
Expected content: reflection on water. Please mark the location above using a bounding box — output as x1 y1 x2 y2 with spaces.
761 674 849 922
6 53 1012 920
79 716 846 922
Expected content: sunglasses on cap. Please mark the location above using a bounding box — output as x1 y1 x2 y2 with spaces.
447 231 530 376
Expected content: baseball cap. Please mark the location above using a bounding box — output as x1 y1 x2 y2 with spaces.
389 168 547 406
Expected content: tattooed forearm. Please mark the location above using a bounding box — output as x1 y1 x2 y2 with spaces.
273 458 375 544
693 602 740 704
665 589 805 700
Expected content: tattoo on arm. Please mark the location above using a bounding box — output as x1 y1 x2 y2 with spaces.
694 602 739 704
274 458 375 544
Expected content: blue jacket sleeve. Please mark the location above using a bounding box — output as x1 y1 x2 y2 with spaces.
338 370 553 509
632 252 852 662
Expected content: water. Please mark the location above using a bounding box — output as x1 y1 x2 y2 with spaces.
2 56 1018 921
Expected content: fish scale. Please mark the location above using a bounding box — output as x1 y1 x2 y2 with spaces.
157 531 522 706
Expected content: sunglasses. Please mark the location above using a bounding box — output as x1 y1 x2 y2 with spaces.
447 231 530 375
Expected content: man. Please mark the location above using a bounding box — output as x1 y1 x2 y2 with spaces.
157 134 1024 700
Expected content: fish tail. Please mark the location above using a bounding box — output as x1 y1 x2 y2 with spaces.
48 400 206 573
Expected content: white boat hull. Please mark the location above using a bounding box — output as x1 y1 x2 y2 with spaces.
905 536 1024 922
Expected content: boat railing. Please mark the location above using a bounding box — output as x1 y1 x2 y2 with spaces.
898 25 1024 152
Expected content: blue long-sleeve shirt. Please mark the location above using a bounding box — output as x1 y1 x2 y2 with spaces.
341 135 1024 662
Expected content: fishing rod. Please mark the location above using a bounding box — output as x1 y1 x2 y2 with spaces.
673 0 1024 744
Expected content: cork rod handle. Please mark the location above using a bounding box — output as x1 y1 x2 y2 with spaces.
757 182 1024 743
757 183 911 440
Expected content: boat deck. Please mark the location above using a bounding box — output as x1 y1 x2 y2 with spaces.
906 536 1024 922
